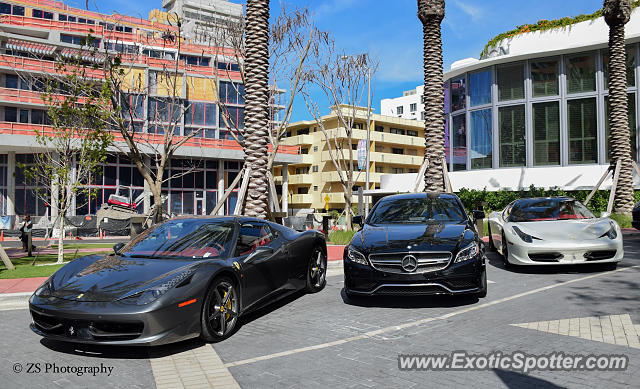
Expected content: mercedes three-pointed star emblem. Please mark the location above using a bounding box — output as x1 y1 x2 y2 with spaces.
401 255 418 272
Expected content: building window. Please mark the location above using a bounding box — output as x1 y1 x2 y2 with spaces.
531 59 559 97
313 186 318 191
407 130 419 137
567 98 598 164
185 101 216 138
390 128 405 135
469 69 492 107
313 146 318 152
566 54 596 94
497 63 524 101
451 77 466 111
4 106 17 122
61 34 100 48
410 103 417 112
421 111 425 121
452 114 466 171
301 148 309 154
498 105 526 167
32 9 53 19
375 166 384 173
0 3 24 15
470 109 492 169
297 128 309 135
392 168 404 174
312 165 318 172
532 102 560 166
605 93 636 161
603 47 636 88
392 148 404 155
375 125 384 132
396 106 404 115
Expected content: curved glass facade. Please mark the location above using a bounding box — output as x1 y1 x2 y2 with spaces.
444 44 639 171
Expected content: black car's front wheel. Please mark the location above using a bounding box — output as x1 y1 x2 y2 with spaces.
201 277 239 342
476 270 487 298
306 247 327 293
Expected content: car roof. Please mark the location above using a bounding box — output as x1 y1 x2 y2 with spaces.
513 196 575 206
379 192 459 202
164 215 271 224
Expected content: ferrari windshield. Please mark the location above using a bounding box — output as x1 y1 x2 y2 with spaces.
368 196 467 224
509 199 595 222
121 219 235 259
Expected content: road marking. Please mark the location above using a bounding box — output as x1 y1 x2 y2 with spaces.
488 280 496 284
512 314 640 349
224 265 640 368
150 344 240 389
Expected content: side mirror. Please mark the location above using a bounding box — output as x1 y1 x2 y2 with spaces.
113 243 125 255
352 215 363 226
472 210 485 221
600 211 611 219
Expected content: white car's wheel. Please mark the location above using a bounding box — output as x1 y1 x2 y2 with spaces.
501 233 512 269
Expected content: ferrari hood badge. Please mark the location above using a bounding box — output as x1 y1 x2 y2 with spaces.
233 261 241 270
77 293 84 299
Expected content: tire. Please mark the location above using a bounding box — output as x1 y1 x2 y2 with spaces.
602 262 618 271
306 246 327 293
487 224 495 251
501 233 512 269
475 270 487 298
200 276 239 342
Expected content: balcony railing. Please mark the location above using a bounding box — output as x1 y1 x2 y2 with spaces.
0 121 300 155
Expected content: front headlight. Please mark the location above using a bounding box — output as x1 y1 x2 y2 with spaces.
120 269 194 305
600 222 618 239
34 277 53 297
454 242 479 263
512 226 541 243
347 246 369 266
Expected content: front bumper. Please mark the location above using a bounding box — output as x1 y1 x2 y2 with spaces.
28 294 202 346
506 238 623 266
344 255 485 296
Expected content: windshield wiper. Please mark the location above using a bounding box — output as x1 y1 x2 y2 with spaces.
126 254 161 259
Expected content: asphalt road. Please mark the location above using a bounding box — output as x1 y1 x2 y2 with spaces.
2 233 640 388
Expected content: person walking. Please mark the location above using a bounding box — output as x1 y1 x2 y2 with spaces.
20 215 33 252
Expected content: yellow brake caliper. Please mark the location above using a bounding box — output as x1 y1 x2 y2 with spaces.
222 290 232 321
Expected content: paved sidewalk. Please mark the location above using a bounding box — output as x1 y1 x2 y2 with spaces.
0 277 47 294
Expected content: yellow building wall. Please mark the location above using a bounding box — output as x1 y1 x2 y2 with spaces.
186 76 217 102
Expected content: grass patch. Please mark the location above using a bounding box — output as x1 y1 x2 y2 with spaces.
328 230 356 245
51 243 118 250
0 251 109 279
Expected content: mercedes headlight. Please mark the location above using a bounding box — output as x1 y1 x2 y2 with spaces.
600 222 618 239
347 246 369 266
512 226 541 243
454 242 479 263
120 270 194 305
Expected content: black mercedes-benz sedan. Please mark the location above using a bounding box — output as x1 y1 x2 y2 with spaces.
29 216 327 346
343 192 487 298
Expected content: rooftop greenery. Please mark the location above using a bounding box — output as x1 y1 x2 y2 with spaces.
480 1 640 58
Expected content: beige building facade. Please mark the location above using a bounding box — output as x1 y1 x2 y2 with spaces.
274 107 426 212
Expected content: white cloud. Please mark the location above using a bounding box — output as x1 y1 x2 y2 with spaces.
451 0 484 22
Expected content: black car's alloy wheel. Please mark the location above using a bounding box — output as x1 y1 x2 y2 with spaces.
201 277 239 342
306 247 327 293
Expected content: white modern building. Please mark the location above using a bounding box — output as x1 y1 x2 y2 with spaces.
379 8 640 192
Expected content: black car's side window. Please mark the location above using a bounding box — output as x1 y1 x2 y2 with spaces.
235 223 275 257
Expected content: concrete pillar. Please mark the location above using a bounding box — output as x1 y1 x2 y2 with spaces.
282 163 288 214
217 159 225 215
6 151 15 217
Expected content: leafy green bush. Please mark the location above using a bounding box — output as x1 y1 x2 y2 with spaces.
456 185 640 215
328 230 356 245
610 213 632 228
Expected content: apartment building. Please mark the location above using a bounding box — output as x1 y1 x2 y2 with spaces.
0 0 298 220
274 106 425 212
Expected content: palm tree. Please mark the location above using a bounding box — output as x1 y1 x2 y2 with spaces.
604 0 634 215
417 0 446 192
243 0 271 218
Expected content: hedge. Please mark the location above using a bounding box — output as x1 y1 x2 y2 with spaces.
456 185 640 215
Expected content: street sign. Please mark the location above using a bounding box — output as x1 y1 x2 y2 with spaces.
357 139 367 170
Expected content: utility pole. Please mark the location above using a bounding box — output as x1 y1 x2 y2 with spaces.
364 66 371 217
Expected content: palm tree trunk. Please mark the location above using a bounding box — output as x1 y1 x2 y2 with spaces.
418 0 446 192
243 0 271 218
605 1 634 215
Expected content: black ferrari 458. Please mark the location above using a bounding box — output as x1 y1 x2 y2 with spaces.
29 216 327 345
344 192 487 298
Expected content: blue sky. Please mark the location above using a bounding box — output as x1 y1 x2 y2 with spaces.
78 0 605 121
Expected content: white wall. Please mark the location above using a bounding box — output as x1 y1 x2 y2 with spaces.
380 85 424 121
379 165 640 193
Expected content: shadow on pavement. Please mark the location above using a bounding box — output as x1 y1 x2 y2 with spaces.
40 336 206 359
493 368 566 388
339 288 479 308
236 289 306 329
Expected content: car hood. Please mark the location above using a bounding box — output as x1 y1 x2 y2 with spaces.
50 254 198 302
358 222 469 252
511 218 615 241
